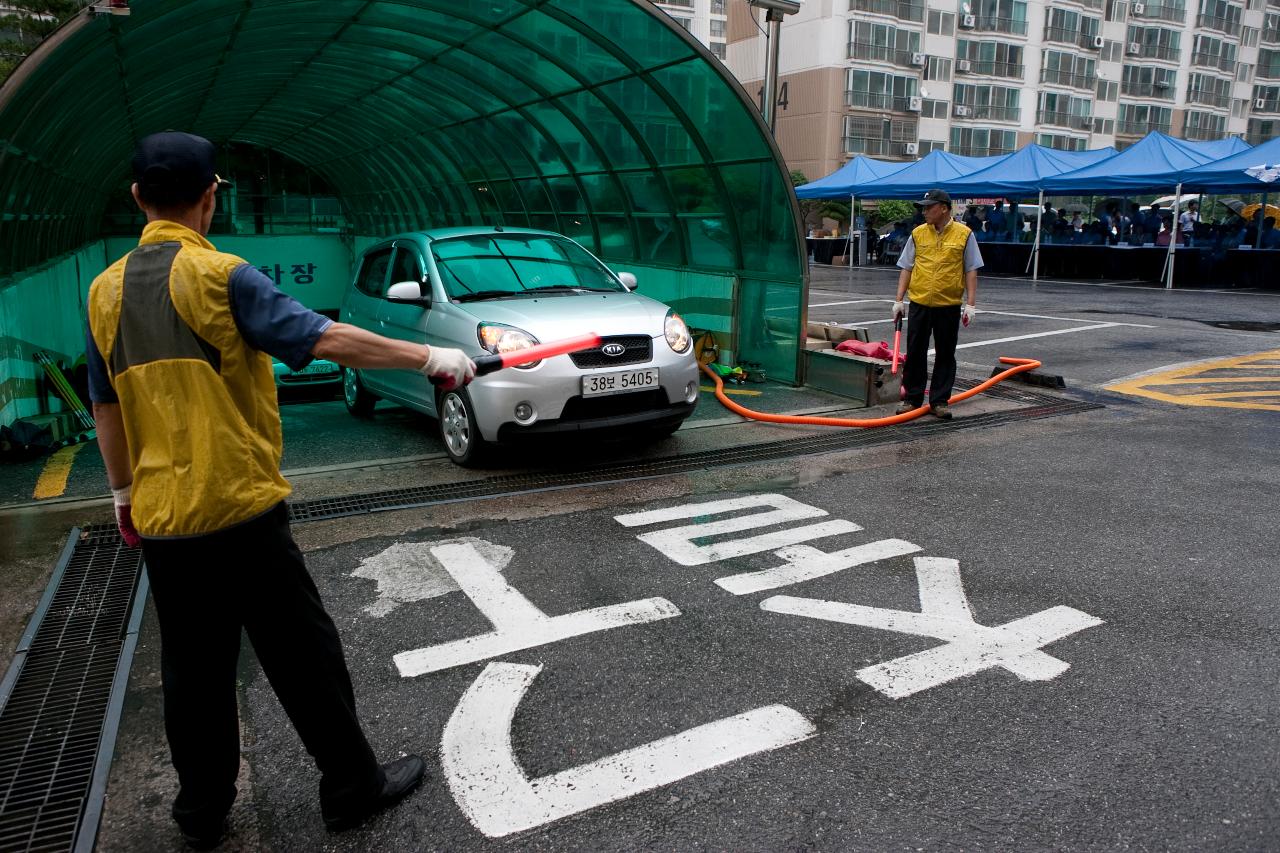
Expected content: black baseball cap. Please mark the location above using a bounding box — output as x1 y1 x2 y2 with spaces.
917 189 951 207
132 131 231 206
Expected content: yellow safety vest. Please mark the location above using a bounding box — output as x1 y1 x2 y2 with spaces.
907 221 971 307
87 221 291 538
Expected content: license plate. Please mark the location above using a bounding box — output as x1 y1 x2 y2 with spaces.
294 361 337 377
582 368 659 397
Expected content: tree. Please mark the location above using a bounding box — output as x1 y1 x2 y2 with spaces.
870 199 915 230
0 2 84 82
789 170 851 231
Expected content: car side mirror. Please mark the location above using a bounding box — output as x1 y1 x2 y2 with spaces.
617 272 638 291
386 280 429 303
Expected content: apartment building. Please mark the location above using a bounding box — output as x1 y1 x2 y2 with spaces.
651 0 730 59
722 0 1279 182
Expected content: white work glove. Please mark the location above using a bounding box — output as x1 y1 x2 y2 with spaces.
420 346 476 391
891 301 907 321
961 304 976 327
112 485 141 548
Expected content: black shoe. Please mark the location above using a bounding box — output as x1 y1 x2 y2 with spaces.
323 755 428 833
180 820 227 851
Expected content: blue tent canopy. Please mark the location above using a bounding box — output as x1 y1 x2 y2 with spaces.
1178 136 1280 193
855 149 1010 200
794 155 911 198
1041 132 1251 194
938 145 1117 198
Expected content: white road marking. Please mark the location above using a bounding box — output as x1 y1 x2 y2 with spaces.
393 542 680 677
952 323 1120 351
808 299 890 308
715 539 921 596
761 557 1103 698
352 538 513 617
442 662 817 837
616 494 860 567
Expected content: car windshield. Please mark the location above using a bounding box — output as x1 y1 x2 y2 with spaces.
431 234 627 301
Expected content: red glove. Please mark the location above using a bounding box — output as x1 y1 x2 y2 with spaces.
112 485 142 548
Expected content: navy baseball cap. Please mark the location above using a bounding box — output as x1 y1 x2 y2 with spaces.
132 131 231 205
916 188 951 207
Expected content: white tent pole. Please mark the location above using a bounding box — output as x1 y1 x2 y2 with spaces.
1164 182 1181 290
1032 189 1044 282
848 193 855 290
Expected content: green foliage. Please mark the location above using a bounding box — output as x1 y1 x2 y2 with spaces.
789 170 851 229
870 199 915 229
0 1 84 82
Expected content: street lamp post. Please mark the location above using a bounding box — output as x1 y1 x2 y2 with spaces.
748 0 803 133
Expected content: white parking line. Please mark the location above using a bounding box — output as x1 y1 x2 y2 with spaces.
952 323 1119 350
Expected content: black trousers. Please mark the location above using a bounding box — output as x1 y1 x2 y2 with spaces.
141 502 382 831
903 302 961 407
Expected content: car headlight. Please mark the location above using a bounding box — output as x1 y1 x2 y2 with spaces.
478 323 541 369
665 311 691 354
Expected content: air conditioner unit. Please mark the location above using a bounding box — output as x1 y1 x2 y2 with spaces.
961 13 976 28
956 59 972 72
1132 2 1146 13
1127 41 1141 54
1092 35 1105 49
903 142 920 155
911 52 926 66
907 96 923 111
954 104 972 117
1257 97 1268 109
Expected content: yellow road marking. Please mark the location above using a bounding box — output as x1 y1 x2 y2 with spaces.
1107 349 1280 411
700 385 763 397
33 443 86 500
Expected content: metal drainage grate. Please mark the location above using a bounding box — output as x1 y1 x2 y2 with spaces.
290 385 1102 524
0 526 147 853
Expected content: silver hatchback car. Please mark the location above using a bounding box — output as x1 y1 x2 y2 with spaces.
340 227 700 465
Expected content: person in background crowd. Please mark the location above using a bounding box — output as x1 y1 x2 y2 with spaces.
1040 202 1057 238
1155 213 1181 246
1053 208 1071 241
962 205 982 232
1261 216 1280 249
1144 203 1164 238
986 200 1007 239
1243 209 1262 247
1009 201 1025 241
1098 204 1114 240
1071 211 1083 232
1128 203 1143 241
1179 200 1200 245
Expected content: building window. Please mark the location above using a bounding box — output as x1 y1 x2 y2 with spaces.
1183 109 1228 140
1045 8 1101 48
1101 40 1123 62
1036 133 1089 150
949 127 1017 156
1244 26 1260 48
1126 25 1182 62
1121 65 1178 99
1042 50 1097 89
848 0 926 24
1186 72 1235 107
709 41 726 59
845 68 921 111
956 39 1025 77
953 84 1022 121
1264 12 1280 42
1038 93 1095 128
1193 34 1238 72
1241 61 1258 82
1259 48 1280 78
1197 0 1243 36
925 56 952 82
974 0 1029 35
1093 117 1116 134
1131 1 1189 23
1096 79 1120 101
921 98 950 118
848 20 923 65
920 139 947 154
1116 102 1173 133
711 0 726 13
671 16 692 31
843 115 919 157
1248 116 1280 143
928 9 956 34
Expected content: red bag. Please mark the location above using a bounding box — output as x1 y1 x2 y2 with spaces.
834 339 894 360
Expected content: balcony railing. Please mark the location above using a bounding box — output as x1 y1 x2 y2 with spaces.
1131 44 1181 62
1264 26 1280 43
975 16 1029 35
954 104 1022 121
844 90 919 112
1196 14 1241 36
1261 65 1280 80
1186 88 1233 108
1120 80 1177 99
1116 118 1172 135
1183 123 1229 141
1132 4 1187 23
1037 110 1095 129
1255 98 1280 112
1044 26 1100 49
1040 67 1098 89
842 137 917 157
848 42 921 67
849 0 925 22
958 60 1025 78
950 144 1017 157
1192 51 1237 73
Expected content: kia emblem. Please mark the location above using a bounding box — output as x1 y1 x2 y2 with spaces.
602 343 626 357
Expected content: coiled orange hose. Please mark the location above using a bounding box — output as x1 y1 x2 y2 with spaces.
700 356 1044 427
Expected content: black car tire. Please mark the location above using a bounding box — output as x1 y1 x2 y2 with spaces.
343 367 377 417
437 386 489 467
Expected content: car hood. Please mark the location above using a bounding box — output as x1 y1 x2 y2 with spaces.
457 292 673 340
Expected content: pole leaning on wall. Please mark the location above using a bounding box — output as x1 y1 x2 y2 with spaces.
1163 182 1181 290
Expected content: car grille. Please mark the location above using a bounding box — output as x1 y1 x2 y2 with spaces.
570 335 652 368
558 389 669 421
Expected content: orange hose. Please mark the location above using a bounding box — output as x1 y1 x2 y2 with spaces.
700 356 1043 427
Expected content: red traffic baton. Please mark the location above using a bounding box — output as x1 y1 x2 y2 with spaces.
472 332 603 377
891 315 902 375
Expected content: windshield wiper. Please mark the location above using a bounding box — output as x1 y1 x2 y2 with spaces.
522 285 618 294
453 289 517 302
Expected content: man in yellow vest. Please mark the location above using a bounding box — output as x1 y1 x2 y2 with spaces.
86 132 476 848
891 189 981 420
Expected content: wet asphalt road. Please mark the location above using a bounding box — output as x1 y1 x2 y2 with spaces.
10 270 1279 851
